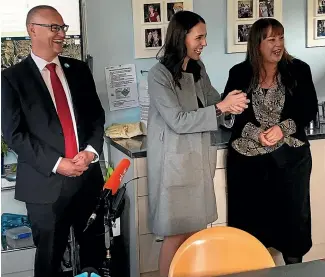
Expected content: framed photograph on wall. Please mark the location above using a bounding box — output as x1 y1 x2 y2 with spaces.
142 2 162 24
315 0 325 16
143 26 164 49
235 22 254 44
227 0 283 53
307 0 325 47
237 0 255 20
315 18 325 39
166 1 185 22
132 0 193 58
258 0 275 17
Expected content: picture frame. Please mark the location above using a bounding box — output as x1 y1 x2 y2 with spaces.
142 26 165 49
142 2 163 24
235 22 254 44
315 0 325 16
236 0 255 20
132 0 193 59
227 0 283 53
314 18 325 39
257 0 275 18
307 0 325 47
166 1 185 22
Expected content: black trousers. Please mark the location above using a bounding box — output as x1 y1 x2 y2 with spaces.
26 176 106 277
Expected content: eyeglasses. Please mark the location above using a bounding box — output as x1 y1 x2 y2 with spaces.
31 23 69 33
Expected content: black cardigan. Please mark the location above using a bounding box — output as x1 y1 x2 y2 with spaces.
222 59 319 145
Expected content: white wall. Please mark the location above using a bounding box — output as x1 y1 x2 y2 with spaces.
85 0 325 126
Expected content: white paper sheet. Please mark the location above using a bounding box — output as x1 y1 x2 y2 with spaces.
105 64 139 111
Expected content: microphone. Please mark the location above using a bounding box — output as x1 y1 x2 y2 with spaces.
75 267 100 277
102 158 131 195
83 159 131 231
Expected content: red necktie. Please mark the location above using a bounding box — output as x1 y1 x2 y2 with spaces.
46 63 78 159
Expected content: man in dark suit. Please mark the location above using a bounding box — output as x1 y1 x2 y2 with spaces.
1 5 106 277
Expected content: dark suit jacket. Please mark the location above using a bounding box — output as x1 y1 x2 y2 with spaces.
222 59 319 145
1 55 105 204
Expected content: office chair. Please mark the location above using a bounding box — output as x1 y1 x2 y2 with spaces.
168 226 275 277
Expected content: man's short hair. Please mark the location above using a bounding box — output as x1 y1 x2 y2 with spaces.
26 5 58 26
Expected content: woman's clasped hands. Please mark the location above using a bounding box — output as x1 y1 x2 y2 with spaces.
258 125 284 146
216 90 250 114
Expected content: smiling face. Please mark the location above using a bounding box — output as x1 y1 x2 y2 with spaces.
259 26 284 64
185 22 207 61
27 9 66 61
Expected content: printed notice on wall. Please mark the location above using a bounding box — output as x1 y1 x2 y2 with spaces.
105 64 139 111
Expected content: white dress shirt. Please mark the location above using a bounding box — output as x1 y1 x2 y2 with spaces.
31 52 99 173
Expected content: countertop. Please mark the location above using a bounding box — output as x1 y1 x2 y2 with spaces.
108 125 325 159
107 136 147 159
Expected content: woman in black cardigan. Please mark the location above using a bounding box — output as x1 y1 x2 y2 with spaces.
223 18 319 264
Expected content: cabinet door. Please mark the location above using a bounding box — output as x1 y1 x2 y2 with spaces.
309 139 325 245
212 169 227 225
138 196 150 235
139 234 162 273
135 158 148 196
2 248 36 275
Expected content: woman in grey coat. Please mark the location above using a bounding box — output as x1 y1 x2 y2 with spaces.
147 11 249 277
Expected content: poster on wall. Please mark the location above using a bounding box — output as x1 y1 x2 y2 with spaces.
1 0 82 70
307 0 325 47
132 0 193 59
227 0 283 53
105 64 140 111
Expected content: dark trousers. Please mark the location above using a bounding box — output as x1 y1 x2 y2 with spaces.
26 177 106 277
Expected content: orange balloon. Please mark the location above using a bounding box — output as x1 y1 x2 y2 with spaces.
168 226 275 277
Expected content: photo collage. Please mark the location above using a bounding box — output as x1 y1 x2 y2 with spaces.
235 0 276 44
1 37 82 70
141 1 185 50
315 0 325 39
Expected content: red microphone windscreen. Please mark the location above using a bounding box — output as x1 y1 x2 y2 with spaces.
103 159 130 195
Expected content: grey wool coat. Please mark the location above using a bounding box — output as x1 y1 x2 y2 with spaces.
147 61 225 237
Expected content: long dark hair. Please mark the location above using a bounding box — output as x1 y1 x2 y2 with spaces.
246 18 295 93
157 11 205 89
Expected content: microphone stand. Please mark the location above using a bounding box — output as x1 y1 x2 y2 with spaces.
99 176 147 277
100 192 115 277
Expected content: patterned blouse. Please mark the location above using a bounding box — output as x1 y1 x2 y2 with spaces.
232 75 304 156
